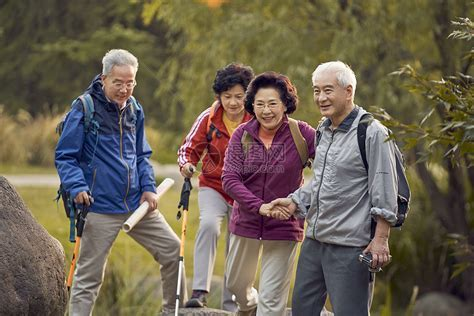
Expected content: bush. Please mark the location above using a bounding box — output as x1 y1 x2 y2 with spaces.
0 106 170 167
0 106 60 167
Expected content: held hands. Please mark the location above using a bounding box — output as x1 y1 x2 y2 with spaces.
140 191 158 213
258 198 297 221
180 163 196 178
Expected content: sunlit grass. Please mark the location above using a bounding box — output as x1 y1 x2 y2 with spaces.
16 183 401 315
16 185 228 313
0 108 176 168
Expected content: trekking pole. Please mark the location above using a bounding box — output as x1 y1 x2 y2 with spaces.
175 173 193 315
66 197 91 292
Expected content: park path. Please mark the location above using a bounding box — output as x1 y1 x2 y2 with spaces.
2 162 185 187
3 161 312 188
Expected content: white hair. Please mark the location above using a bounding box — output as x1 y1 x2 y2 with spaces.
312 61 357 99
102 49 138 75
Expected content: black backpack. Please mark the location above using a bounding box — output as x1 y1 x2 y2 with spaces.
315 113 411 231
357 113 411 229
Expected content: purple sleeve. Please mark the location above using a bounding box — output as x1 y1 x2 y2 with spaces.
298 120 316 159
222 126 264 213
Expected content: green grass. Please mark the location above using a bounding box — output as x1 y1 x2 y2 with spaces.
17 185 228 314
18 184 393 315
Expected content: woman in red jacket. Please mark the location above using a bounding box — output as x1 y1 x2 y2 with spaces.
177 63 254 311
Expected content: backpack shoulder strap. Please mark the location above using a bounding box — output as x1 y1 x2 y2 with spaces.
315 117 326 147
128 96 140 126
288 118 309 167
357 113 374 172
78 94 95 132
206 101 219 142
241 130 253 157
129 95 140 111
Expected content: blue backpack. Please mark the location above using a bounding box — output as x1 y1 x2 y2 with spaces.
55 94 139 241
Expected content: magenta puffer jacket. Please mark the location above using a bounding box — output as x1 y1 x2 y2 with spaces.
222 116 315 241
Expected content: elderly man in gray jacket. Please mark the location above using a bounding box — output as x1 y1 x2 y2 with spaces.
268 61 398 315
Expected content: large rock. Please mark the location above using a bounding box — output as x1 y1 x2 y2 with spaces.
413 292 470 316
0 176 68 315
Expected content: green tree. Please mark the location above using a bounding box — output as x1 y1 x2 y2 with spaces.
144 0 473 310
0 0 170 121
143 0 471 143
373 16 473 310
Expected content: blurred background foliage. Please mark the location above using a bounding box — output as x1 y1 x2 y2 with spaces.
1 0 473 313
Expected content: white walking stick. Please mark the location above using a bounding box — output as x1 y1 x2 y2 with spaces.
122 178 175 232
175 177 192 315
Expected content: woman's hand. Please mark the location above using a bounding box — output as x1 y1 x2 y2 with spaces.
180 163 196 178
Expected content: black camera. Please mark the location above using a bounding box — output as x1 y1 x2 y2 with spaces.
358 253 381 273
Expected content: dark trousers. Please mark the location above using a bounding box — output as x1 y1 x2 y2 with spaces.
292 238 372 316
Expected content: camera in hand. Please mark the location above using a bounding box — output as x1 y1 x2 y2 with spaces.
358 253 381 273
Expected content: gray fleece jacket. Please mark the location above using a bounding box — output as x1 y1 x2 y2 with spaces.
291 106 398 247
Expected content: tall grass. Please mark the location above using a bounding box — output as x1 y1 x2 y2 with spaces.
16 185 230 314
0 106 171 168
0 106 57 166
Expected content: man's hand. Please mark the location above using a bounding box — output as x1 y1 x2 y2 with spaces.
258 198 298 221
180 163 196 178
270 205 292 220
363 217 391 270
269 198 297 219
259 203 286 219
140 191 158 212
259 203 272 217
74 191 92 207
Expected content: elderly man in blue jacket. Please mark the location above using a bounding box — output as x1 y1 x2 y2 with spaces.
55 49 187 315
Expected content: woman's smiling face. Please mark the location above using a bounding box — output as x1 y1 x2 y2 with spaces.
253 87 286 132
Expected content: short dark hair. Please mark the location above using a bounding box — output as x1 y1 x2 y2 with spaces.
212 63 255 95
244 71 298 116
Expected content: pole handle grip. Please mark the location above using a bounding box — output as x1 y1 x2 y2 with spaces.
122 178 175 232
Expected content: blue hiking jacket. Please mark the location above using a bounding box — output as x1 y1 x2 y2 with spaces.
55 75 156 214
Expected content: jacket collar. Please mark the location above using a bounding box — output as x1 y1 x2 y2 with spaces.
211 102 252 137
322 106 360 132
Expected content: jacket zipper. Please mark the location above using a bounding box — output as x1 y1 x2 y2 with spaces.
118 105 131 212
313 129 335 240
90 168 97 194
260 164 268 240
258 135 270 240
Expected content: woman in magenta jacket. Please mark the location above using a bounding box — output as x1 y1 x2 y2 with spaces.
222 72 315 316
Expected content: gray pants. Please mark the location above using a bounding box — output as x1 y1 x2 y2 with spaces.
225 234 298 316
193 187 237 311
69 210 187 316
292 238 372 316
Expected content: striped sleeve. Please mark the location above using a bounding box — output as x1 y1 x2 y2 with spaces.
177 108 211 168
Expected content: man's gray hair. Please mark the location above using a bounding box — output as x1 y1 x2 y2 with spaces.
102 49 138 75
312 61 357 98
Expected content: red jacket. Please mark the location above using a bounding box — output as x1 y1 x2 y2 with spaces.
178 101 252 204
